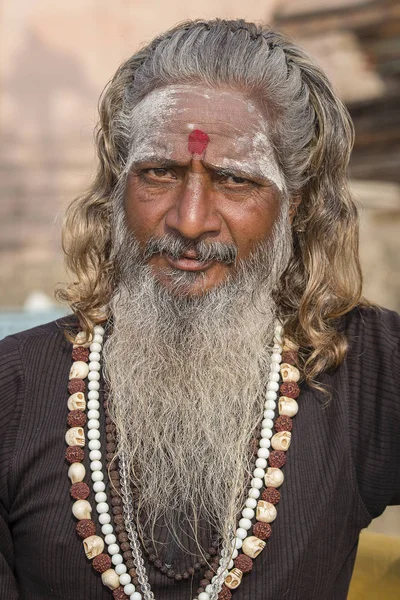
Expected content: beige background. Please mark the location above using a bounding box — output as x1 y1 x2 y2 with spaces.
0 0 399 534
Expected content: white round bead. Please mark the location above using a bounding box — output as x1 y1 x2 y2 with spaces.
198 594 210 600
119 573 131 586
271 352 282 363
90 342 102 353
255 457 267 469
115 564 127 575
112 553 123 565
251 477 263 489
245 498 257 509
270 372 280 382
88 371 100 382
93 481 105 492
124 584 136 596
242 508 255 520
90 460 102 472
94 325 105 335
92 334 103 344
88 439 101 451
87 429 100 441
88 389 100 400
95 491 107 503
236 527 247 540
261 428 273 439
130 593 142 600
108 543 120 555
90 450 102 462
264 409 275 419
98 512 111 524
257 447 270 458
88 380 100 391
266 390 277 401
235 537 243 549
96 502 109 514
265 400 276 410
102 524 113 535
227 559 234 570
87 399 100 410
262 417 274 428
87 410 100 420
91 470 104 482
248 487 260 499
253 468 265 479
89 361 101 371
239 518 252 530
105 533 117 545
232 549 238 559
270 361 280 373
89 351 101 362
267 380 279 392
259 438 271 449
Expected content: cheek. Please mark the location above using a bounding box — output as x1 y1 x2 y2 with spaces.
124 185 168 243
225 196 282 258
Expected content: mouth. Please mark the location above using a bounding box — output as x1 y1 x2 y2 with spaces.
165 251 214 272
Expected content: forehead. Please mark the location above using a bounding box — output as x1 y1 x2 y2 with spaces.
127 85 284 191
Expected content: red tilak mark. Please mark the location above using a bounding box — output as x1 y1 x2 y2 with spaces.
188 129 210 155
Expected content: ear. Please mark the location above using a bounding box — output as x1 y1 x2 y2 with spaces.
289 196 301 224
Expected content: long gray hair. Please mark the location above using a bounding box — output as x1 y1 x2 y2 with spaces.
58 19 364 383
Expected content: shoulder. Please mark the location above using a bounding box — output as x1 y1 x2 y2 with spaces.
342 305 399 367
0 315 78 363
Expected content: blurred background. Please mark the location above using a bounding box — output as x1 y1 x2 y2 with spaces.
0 0 399 545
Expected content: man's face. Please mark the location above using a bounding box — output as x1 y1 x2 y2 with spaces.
124 85 285 296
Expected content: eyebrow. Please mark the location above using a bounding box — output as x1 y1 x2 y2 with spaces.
128 156 274 186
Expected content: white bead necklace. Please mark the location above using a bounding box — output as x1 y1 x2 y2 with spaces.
67 321 289 600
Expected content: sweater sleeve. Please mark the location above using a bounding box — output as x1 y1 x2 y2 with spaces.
0 334 26 599
346 307 400 519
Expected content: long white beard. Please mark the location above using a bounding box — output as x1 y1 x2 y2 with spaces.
102 205 292 562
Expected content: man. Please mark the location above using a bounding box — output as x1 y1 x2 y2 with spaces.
0 18 399 600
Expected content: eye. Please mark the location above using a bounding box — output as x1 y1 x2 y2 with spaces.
146 168 176 179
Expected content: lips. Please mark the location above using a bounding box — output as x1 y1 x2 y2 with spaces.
165 253 213 272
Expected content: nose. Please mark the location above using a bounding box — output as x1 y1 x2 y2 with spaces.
165 172 222 240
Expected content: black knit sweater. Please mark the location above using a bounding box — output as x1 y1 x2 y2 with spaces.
0 306 399 599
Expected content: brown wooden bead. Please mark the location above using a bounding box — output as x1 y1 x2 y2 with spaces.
187 567 195 576
65 446 85 463
112 587 129 600
120 541 131 552
218 585 233 599
67 410 87 428
182 571 190 579
268 450 287 468
132 577 139 586
112 506 123 516
194 562 201 571
68 378 85 394
274 415 293 433
123 550 133 561
110 471 119 481
234 554 253 573
117 532 129 543
111 496 122 507
115 524 125 534
280 381 300 398
253 521 272 540
128 568 137 578
261 487 281 504
154 559 163 569
70 482 90 500
114 514 124 525
76 519 96 539
200 579 210 587
71 346 90 362
204 569 214 579
126 560 136 570
174 573 183 581
92 553 112 573
281 350 298 365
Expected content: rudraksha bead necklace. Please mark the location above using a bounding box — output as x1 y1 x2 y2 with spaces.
65 322 301 600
